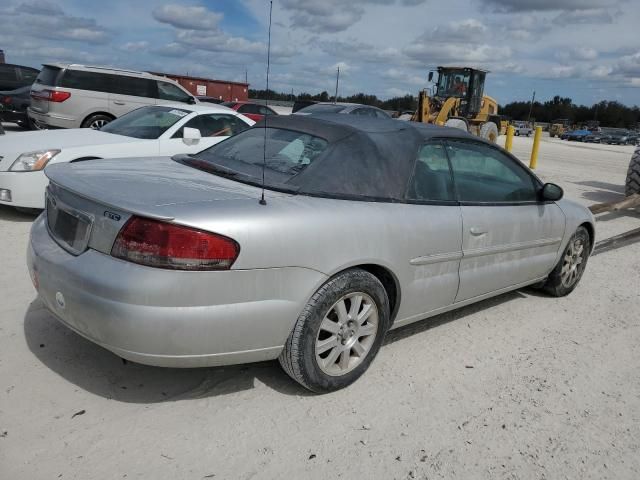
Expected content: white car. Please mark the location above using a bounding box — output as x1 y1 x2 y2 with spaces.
0 104 254 210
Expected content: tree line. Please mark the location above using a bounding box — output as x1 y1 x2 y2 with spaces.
249 89 640 128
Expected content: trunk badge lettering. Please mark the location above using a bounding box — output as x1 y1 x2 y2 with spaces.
104 211 121 222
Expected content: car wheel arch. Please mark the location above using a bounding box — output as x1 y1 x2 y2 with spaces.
580 221 595 253
317 262 401 324
81 111 115 126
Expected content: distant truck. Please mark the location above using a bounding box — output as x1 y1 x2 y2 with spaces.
549 119 571 138
513 122 532 136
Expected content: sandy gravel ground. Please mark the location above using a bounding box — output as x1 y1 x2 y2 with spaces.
1 126 639 479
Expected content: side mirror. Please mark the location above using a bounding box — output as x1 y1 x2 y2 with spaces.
182 127 201 146
428 72 434 82
541 183 563 201
187 96 196 105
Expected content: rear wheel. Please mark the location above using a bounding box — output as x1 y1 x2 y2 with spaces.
543 226 590 297
81 114 114 129
279 269 390 393
480 122 499 142
626 147 640 196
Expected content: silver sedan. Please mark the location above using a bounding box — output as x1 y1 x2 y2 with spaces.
27 114 595 392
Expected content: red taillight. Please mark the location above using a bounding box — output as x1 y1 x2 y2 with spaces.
1 96 11 105
31 89 71 102
111 217 240 270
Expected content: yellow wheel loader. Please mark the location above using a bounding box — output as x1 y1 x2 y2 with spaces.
411 66 501 142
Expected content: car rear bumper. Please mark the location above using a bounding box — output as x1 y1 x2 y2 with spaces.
27 215 326 367
28 108 78 129
0 170 48 209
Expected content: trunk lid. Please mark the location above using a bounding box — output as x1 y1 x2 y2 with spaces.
45 157 270 217
45 157 280 256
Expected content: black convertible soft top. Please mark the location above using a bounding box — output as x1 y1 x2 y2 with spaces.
253 114 477 201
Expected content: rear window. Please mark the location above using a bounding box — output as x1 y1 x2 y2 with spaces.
297 104 345 114
186 127 328 187
34 66 61 86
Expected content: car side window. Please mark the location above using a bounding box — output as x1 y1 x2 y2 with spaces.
172 114 249 138
59 70 111 92
112 75 156 98
446 140 538 203
237 104 259 114
406 143 455 202
157 81 192 103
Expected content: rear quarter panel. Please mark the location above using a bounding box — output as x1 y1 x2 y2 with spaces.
162 196 463 324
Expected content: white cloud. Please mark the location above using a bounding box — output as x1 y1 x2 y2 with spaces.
556 47 598 61
5 2 111 44
481 0 620 12
425 19 488 42
280 0 426 33
121 41 149 52
552 8 615 25
153 4 223 31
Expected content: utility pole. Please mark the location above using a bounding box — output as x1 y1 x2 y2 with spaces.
527 90 536 123
334 66 340 104
245 68 248 85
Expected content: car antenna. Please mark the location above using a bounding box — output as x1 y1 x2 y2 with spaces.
259 0 273 206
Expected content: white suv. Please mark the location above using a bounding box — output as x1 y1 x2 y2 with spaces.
28 64 197 129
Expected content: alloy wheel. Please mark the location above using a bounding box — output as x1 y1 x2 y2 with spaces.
90 119 109 129
561 238 585 288
315 292 379 376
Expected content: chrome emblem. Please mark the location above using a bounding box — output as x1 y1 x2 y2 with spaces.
55 291 66 309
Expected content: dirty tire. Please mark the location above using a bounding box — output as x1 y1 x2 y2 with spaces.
81 114 113 129
543 226 590 297
444 118 468 133
480 122 499 142
279 269 390 393
625 147 640 196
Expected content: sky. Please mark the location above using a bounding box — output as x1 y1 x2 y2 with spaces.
1 0 640 106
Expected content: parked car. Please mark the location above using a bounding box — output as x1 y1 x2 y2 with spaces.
295 102 391 118
0 104 253 209
196 95 224 104
584 132 609 143
565 130 590 141
627 132 639 146
27 114 595 392
28 64 197 130
0 63 39 91
513 123 532 136
221 101 278 122
0 86 32 129
605 131 632 145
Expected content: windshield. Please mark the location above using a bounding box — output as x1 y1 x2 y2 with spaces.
436 70 470 98
297 104 345 114
183 127 328 187
100 106 190 139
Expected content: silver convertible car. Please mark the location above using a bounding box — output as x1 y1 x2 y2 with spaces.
28 114 595 392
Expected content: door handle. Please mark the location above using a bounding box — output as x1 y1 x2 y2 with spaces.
113 101 125 105
470 227 487 236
